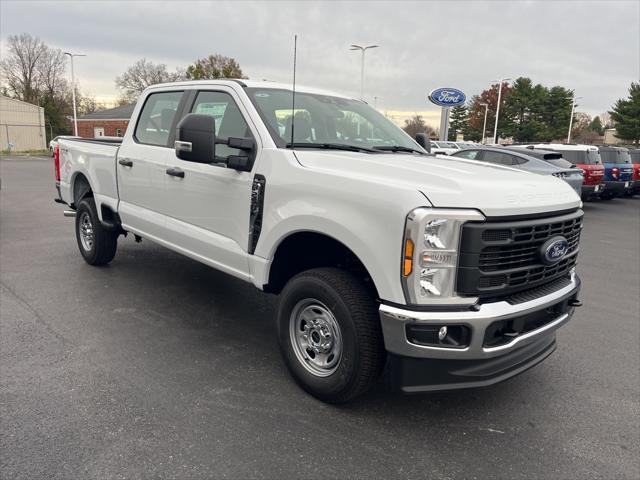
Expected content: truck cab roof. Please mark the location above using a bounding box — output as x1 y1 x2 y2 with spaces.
145 79 356 102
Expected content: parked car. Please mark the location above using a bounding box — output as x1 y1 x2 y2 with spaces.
451 146 583 196
49 136 76 156
430 141 460 155
54 80 583 403
516 144 605 200
597 146 634 199
455 142 477 149
629 148 640 195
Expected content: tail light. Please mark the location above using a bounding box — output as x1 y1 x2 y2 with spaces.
612 167 620 180
54 144 61 182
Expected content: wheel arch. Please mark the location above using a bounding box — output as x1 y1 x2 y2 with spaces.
263 229 382 299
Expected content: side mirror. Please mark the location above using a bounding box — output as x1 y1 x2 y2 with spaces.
175 113 215 163
415 133 431 153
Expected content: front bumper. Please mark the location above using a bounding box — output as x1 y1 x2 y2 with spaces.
380 271 580 391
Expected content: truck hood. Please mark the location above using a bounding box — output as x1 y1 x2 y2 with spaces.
294 151 581 217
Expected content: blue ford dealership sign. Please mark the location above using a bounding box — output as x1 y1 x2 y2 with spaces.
428 88 466 107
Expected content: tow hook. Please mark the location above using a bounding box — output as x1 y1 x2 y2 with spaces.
568 298 583 307
63 210 76 218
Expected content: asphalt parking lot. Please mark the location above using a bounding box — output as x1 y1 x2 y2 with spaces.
1 155 639 480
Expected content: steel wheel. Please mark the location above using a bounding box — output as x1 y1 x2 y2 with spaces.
289 299 343 377
79 211 94 251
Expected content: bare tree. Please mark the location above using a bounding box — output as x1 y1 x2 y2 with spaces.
39 47 67 96
0 33 47 102
115 58 184 102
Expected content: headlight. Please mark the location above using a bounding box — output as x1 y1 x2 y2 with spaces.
401 208 485 305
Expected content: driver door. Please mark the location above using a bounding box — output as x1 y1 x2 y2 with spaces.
163 88 258 278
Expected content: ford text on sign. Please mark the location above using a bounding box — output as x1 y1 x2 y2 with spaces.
428 88 466 107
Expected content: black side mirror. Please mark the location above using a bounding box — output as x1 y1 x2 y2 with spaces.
175 113 216 163
415 133 431 153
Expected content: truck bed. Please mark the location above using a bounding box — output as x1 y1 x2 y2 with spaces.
58 137 121 207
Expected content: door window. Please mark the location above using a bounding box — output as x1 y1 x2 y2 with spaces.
453 150 479 160
482 151 517 165
191 91 252 158
134 91 183 146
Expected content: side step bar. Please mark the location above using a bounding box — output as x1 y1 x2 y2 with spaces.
63 210 76 217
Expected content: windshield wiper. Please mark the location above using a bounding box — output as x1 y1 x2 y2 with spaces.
372 145 426 154
285 142 377 153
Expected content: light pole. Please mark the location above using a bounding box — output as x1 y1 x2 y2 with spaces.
64 52 86 136
492 78 510 144
350 44 378 100
567 95 582 144
480 103 489 144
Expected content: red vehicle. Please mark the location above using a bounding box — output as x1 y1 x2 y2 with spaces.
629 149 640 195
519 144 605 200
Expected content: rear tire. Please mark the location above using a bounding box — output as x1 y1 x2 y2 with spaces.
75 197 118 265
277 267 386 404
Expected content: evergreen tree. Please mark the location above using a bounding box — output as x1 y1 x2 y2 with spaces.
609 82 640 145
448 105 468 140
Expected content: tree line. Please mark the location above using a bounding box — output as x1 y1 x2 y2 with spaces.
1 33 246 141
1 34 101 141
114 54 245 104
403 78 639 146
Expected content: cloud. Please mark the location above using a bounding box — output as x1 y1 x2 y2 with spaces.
1 0 638 125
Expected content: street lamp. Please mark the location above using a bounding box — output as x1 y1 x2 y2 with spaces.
64 52 86 136
567 95 583 144
492 77 511 144
350 44 378 101
480 103 489 144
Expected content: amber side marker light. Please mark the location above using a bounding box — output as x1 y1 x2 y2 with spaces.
403 238 414 276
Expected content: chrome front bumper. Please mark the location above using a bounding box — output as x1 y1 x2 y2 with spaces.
380 271 580 360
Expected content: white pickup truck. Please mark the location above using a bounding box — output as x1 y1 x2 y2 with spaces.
55 80 583 403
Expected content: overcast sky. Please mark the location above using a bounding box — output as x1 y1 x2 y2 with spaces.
1 0 638 126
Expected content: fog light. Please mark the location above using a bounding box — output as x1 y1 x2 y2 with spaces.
438 326 448 340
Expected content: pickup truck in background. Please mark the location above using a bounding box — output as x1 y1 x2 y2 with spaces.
55 80 583 403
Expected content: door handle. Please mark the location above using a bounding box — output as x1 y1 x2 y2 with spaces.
166 167 185 178
118 158 133 167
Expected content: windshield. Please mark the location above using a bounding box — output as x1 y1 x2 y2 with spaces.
550 149 601 165
545 158 573 168
630 150 640 163
245 88 424 153
600 149 631 164
619 150 632 164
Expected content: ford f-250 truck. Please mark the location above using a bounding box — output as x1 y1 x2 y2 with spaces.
55 80 583 403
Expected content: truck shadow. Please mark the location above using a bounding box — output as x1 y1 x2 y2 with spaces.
107 236 558 417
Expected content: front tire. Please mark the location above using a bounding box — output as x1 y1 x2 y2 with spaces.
75 197 118 265
277 268 385 404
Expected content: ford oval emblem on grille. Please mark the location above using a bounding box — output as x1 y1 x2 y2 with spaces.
540 236 569 265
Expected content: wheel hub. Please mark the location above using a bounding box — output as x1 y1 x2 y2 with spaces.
79 212 94 251
290 300 342 377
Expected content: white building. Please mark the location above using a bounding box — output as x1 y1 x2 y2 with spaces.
0 96 46 152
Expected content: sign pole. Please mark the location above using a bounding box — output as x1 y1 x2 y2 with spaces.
439 106 450 141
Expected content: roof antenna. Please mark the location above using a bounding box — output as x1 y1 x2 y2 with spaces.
290 34 297 147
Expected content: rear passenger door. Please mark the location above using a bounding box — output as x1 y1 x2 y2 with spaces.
117 90 185 238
